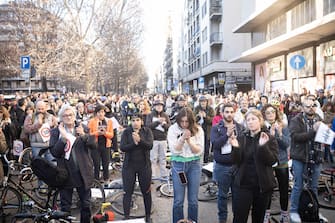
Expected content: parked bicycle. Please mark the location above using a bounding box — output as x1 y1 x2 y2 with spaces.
12 209 75 223
198 162 219 202
318 166 335 210
104 178 154 218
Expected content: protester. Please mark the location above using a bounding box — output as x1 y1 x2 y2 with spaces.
211 104 243 223
289 98 328 222
261 104 290 223
167 107 204 223
194 95 214 163
87 104 114 184
49 104 94 223
146 99 171 180
229 109 279 223
120 113 153 223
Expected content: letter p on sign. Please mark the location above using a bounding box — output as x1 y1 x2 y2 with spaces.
20 56 30 69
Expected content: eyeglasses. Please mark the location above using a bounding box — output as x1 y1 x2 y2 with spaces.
265 110 276 115
62 114 74 118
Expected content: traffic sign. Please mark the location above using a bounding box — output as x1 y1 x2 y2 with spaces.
20 56 30 69
198 77 204 89
21 69 30 79
290 54 306 70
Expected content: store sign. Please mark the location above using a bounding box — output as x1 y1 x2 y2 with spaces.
218 72 225 85
268 55 285 81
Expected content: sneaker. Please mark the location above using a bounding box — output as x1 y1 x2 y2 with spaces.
263 210 270 223
319 213 328 223
290 212 301 223
280 210 289 223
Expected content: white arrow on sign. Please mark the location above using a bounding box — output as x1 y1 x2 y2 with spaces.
294 56 301 70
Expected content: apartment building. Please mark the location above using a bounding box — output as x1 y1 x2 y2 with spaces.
179 0 252 95
232 0 335 95
0 2 58 94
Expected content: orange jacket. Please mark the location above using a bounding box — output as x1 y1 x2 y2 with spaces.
87 117 114 148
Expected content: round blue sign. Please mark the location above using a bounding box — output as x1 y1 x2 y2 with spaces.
290 55 306 70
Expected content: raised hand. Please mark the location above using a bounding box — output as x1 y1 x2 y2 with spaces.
259 132 269 146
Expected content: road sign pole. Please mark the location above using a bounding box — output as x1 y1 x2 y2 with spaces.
28 78 31 95
296 70 299 94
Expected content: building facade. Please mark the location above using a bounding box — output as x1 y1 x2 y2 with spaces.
232 0 335 95
0 2 59 94
179 0 252 95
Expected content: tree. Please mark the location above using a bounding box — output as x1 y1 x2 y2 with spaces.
0 0 148 93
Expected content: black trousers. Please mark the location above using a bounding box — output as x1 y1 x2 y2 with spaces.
122 163 152 218
91 145 111 181
268 167 289 211
60 186 91 223
233 186 271 223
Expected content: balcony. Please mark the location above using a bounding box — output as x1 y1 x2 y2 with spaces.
210 32 223 46
210 0 222 21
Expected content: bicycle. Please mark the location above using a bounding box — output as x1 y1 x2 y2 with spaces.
198 162 219 201
104 178 154 218
0 153 105 222
318 166 335 210
12 209 75 223
0 153 60 223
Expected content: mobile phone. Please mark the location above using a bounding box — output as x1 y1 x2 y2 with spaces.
178 171 188 185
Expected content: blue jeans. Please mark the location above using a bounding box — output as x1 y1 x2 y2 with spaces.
290 159 321 213
172 160 201 223
213 162 233 222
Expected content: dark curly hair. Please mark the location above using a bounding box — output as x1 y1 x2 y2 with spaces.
261 104 282 123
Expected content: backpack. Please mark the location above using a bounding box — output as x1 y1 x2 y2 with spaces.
298 187 319 222
31 148 68 188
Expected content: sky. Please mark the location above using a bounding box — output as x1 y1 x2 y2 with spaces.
141 0 183 87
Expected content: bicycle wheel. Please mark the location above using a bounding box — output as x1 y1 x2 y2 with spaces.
18 147 32 167
317 185 335 209
110 191 154 218
198 180 218 201
0 186 22 223
159 182 174 197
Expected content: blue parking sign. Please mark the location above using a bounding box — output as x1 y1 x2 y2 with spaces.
20 56 30 69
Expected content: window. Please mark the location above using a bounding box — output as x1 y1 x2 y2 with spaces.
324 0 335 15
202 27 207 43
202 52 208 66
291 0 316 30
202 0 207 18
267 14 286 40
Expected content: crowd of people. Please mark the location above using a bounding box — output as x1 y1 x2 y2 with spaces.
0 89 334 223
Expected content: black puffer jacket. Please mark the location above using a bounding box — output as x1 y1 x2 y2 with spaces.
232 130 279 193
50 128 94 190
